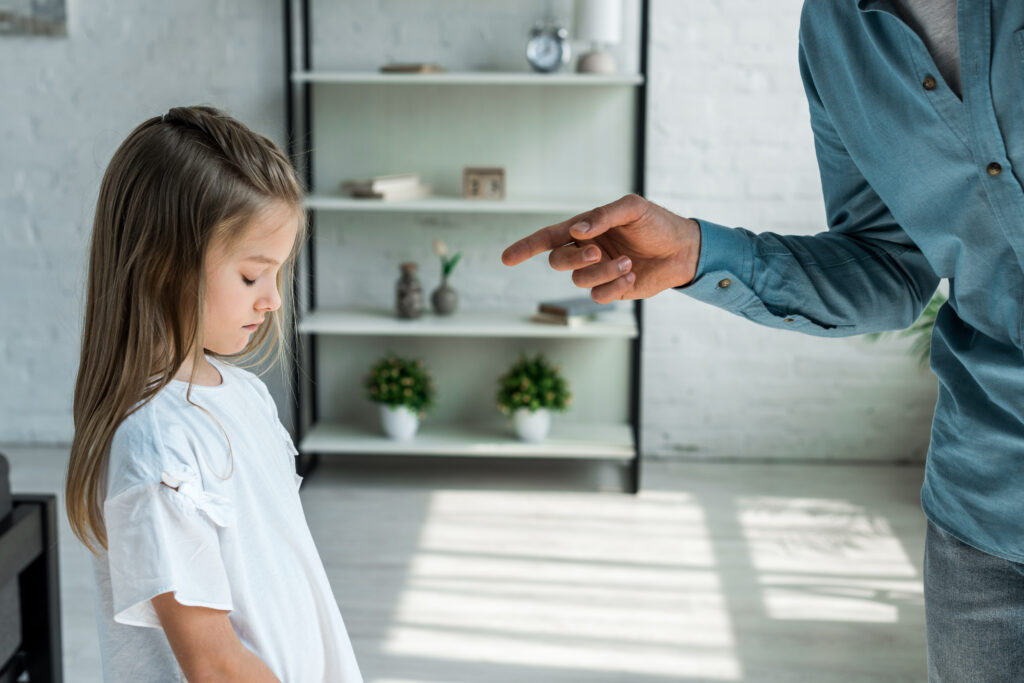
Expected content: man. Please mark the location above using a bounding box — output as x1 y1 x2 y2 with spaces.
501 1 1024 680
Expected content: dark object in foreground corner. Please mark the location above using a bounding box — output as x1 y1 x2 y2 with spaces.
0 453 63 683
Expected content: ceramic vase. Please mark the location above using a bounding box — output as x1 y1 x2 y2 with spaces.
396 262 424 319
513 407 550 443
380 404 419 441
431 276 458 315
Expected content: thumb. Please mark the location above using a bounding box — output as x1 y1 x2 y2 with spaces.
568 194 649 241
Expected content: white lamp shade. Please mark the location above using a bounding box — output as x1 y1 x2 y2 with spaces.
575 0 622 45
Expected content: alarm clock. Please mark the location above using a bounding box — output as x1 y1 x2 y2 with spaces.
526 23 571 73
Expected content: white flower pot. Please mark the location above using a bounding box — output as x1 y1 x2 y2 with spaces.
380 404 419 441
513 407 550 443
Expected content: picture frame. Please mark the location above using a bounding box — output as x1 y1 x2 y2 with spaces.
462 166 506 200
0 0 67 36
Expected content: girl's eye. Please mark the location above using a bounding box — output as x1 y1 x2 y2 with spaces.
242 276 256 286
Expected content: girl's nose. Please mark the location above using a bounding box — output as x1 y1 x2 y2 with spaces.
258 286 282 312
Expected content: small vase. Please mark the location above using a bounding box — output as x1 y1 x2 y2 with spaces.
380 404 419 441
513 407 550 443
396 262 424 319
431 276 458 315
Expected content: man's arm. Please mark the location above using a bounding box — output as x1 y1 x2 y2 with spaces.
503 18 939 336
152 592 280 682
676 32 940 337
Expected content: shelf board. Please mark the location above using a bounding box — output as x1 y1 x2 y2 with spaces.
298 308 638 339
304 195 606 215
299 420 636 460
293 71 645 86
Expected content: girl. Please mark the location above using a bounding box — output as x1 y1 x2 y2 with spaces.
66 106 363 682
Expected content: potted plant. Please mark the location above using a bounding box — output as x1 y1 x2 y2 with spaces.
496 353 572 442
865 291 947 368
431 239 462 315
364 354 435 440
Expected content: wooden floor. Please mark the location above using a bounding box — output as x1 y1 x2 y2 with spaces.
3 445 928 682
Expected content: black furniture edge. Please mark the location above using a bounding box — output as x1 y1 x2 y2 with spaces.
0 494 63 683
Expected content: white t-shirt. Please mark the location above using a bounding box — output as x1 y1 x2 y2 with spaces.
90 354 363 682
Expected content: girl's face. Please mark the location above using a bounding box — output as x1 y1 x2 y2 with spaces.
202 202 299 354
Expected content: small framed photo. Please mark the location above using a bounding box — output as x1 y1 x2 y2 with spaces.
462 166 506 200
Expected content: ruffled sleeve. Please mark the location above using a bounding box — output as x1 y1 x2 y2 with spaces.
104 464 235 628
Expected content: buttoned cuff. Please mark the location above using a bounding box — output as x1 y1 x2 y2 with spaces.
674 218 756 307
693 218 755 281
673 218 857 337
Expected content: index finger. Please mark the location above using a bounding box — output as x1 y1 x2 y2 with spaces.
501 195 648 266
500 214 586 267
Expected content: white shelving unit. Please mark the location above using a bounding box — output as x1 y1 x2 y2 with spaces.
285 1 649 492
297 308 639 339
293 70 644 86
301 421 635 460
304 194 609 215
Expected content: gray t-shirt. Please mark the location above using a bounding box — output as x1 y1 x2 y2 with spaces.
895 0 961 96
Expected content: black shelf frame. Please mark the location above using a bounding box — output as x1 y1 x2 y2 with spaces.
283 0 649 493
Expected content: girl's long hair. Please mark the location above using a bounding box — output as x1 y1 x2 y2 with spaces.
67 105 306 555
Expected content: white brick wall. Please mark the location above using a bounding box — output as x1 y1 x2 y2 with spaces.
0 0 288 442
0 0 937 461
643 0 936 461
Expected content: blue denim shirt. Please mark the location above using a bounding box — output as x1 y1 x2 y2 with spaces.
677 0 1024 562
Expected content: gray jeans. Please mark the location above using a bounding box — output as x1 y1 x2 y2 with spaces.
925 520 1024 681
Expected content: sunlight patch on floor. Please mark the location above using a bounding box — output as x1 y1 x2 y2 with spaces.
382 489 743 680
738 496 922 623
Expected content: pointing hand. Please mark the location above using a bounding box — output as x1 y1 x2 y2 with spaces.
500 194 702 303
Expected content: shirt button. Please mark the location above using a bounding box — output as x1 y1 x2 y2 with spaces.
784 318 794 323
718 278 731 289
922 76 937 90
987 162 1003 176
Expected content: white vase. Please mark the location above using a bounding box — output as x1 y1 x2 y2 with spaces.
380 404 419 441
513 407 551 443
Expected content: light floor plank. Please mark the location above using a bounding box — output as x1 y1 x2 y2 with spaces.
1 445 927 682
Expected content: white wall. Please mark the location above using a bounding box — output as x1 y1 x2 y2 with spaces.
0 0 937 461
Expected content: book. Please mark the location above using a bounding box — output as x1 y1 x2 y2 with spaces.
349 183 433 202
380 63 446 74
537 296 615 317
529 312 597 327
341 173 421 195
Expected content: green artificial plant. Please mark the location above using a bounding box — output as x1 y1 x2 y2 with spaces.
496 353 572 414
865 291 947 368
364 354 436 417
433 239 462 279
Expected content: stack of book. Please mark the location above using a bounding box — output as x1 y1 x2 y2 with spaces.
380 63 446 74
341 173 432 201
530 296 616 326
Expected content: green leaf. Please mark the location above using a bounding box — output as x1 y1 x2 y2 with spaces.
442 252 462 278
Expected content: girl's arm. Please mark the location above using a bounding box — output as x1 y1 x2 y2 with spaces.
152 592 280 682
